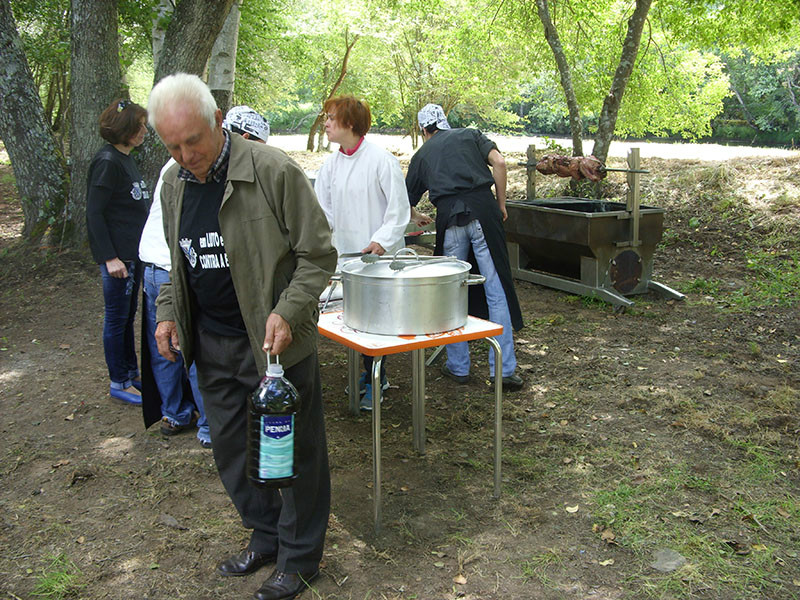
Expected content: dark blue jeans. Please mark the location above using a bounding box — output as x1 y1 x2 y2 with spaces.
143 264 210 442
100 260 141 388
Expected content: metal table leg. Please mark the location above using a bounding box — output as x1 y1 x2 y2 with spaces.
411 348 426 454
371 355 384 533
347 347 359 415
486 338 503 499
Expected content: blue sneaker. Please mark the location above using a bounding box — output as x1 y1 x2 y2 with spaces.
359 383 385 412
347 372 389 396
109 385 142 405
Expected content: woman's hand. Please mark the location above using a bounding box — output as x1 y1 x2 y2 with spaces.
410 207 433 227
361 241 386 256
105 257 128 278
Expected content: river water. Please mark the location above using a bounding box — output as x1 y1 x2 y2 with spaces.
269 133 798 161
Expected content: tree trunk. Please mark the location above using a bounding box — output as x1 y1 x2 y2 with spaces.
536 0 584 157
208 0 241 116
591 0 653 164
306 31 359 151
151 0 175 67
154 0 235 83
0 0 69 242
138 0 236 190
68 0 124 246
730 86 759 128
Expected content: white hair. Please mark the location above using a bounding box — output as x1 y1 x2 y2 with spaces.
147 73 218 132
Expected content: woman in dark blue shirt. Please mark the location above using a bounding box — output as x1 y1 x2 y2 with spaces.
86 98 150 405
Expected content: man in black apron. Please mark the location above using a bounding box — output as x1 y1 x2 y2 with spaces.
406 104 524 390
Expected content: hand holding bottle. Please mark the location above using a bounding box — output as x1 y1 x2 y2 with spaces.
263 313 292 355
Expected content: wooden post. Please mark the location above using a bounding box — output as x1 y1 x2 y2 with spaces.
626 148 641 247
526 145 536 201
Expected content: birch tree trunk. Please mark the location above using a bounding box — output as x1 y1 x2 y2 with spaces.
536 0 584 157
0 0 69 242
591 0 652 163
208 0 241 116
69 0 124 244
151 0 175 67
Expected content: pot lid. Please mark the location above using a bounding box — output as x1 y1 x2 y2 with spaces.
341 256 471 279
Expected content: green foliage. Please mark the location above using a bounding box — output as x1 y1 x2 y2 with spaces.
234 0 302 112
32 553 84 599
617 48 730 139
506 0 740 140
714 50 800 141
126 53 154 106
118 0 159 71
590 463 800 599
678 252 800 310
7 0 800 146
732 250 800 308
681 277 721 296
652 0 800 55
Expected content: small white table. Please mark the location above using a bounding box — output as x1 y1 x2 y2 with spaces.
318 311 504 532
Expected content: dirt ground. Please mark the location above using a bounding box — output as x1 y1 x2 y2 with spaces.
0 149 799 600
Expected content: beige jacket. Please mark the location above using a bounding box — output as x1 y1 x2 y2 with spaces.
156 133 337 373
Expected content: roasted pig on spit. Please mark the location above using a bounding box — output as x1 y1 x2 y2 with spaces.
535 154 606 182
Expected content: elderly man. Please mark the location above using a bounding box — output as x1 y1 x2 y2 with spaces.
148 73 336 600
406 104 525 391
139 106 272 449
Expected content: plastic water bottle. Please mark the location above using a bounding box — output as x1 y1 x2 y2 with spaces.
247 354 298 488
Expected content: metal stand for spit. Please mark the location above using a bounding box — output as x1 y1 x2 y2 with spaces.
507 147 685 310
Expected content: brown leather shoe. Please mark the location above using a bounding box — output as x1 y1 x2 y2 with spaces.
216 549 277 577
159 414 196 436
253 568 319 600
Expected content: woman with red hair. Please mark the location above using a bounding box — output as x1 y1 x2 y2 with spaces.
314 95 410 410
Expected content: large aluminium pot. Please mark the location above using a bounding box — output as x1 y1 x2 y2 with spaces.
338 250 485 335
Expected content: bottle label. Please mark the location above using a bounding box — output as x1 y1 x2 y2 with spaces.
258 415 294 479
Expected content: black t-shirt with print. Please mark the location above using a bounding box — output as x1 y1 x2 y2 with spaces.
179 178 246 336
86 144 150 263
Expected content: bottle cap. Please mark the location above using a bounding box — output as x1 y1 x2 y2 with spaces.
266 353 284 377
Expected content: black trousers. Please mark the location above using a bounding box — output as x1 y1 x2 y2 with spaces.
362 354 386 380
194 327 330 573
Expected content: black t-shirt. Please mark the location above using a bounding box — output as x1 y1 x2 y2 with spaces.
405 128 497 207
179 178 246 336
86 144 150 263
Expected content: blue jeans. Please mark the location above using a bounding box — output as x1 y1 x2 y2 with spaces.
143 264 210 443
100 261 141 388
442 219 517 377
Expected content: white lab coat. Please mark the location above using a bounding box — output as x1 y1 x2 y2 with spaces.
314 139 410 271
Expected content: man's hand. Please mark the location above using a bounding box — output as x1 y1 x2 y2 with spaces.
487 149 508 221
155 320 180 362
361 241 386 256
263 313 292 356
105 257 128 278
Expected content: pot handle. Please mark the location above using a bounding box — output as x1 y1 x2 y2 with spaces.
393 247 419 260
463 274 486 286
321 276 341 312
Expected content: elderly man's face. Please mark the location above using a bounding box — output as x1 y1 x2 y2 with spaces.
155 103 224 182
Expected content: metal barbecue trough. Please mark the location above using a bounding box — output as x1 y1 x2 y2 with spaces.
505 148 684 309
